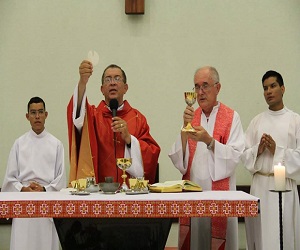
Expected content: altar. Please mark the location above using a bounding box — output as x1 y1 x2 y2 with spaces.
0 190 260 249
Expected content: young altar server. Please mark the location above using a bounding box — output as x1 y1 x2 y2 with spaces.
2 97 66 250
242 70 300 250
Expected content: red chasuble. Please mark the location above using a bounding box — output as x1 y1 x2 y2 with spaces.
67 98 160 186
179 102 234 250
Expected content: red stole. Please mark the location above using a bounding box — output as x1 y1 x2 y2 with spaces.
179 103 234 250
67 98 160 186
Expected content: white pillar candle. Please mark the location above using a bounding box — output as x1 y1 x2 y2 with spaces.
274 163 286 191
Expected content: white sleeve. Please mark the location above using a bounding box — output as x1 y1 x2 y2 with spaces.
241 117 261 174
44 141 67 191
210 111 245 181
1 141 23 192
72 83 87 133
125 135 144 178
168 134 189 175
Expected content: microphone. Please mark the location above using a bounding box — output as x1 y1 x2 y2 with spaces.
109 99 119 117
109 98 119 182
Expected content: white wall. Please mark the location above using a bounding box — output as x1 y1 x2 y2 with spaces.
1 0 300 187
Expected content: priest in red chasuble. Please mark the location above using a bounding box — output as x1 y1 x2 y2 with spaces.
67 60 160 186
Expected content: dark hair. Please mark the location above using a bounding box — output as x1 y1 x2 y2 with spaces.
27 97 46 112
101 64 127 84
262 70 284 87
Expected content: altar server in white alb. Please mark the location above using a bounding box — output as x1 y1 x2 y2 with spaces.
169 66 244 250
2 97 66 250
242 70 300 250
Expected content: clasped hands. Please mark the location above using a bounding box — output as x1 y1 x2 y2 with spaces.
112 117 131 145
258 133 276 156
21 182 45 192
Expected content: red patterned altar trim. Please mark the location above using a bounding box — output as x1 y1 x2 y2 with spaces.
0 200 258 219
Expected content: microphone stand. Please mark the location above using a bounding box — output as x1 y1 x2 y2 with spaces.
109 99 119 183
113 132 118 183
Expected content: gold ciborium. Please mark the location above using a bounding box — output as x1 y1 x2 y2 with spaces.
182 92 197 132
116 158 132 192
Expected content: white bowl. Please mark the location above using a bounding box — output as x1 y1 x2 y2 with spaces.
85 184 100 193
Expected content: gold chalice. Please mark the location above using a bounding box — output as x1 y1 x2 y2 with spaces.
182 92 197 132
116 158 132 192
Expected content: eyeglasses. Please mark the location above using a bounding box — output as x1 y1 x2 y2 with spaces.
29 109 45 117
193 82 218 92
103 76 123 85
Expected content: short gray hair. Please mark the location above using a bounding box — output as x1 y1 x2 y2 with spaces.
195 66 219 83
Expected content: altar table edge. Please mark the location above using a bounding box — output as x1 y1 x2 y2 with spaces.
0 190 259 219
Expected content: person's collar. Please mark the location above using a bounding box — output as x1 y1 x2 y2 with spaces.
106 102 125 111
30 128 47 137
212 101 220 111
202 101 220 117
267 106 287 115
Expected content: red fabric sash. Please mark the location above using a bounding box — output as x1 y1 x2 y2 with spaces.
179 103 234 250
